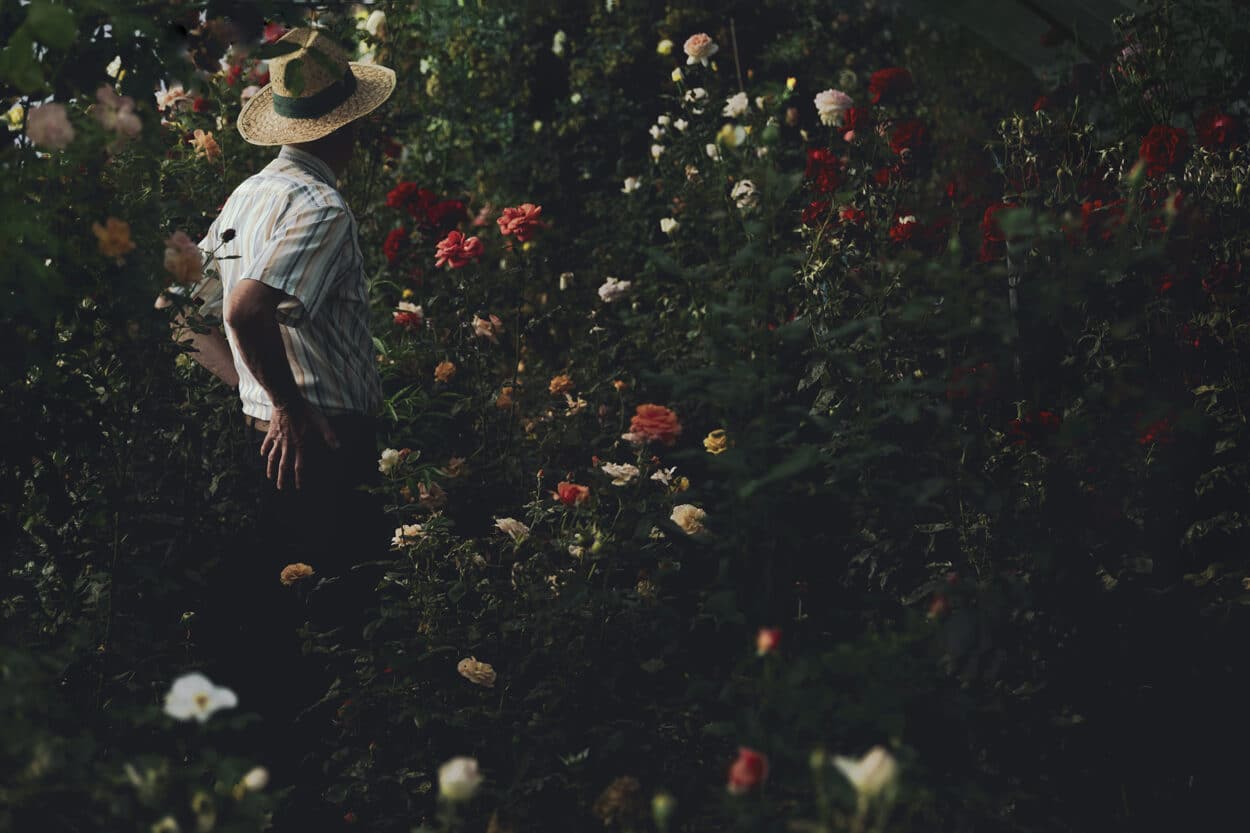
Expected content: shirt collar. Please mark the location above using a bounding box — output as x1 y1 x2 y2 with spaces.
278 145 338 187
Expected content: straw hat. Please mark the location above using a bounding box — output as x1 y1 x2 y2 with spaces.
237 27 395 146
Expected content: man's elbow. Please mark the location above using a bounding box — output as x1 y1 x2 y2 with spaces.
224 282 277 331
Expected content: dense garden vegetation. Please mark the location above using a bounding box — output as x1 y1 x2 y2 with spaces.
3 1 1249 830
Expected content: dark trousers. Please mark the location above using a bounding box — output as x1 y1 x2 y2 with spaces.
206 414 388 828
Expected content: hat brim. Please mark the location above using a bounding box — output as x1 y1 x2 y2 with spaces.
237 62 396 146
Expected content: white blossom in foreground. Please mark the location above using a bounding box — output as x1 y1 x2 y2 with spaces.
621 176 641 194
660 218 680 235
164 673 237 723
598 276 632 302
814 88 853 127
495 517 530 542
731 179 759 210
242 767 270 791
438 756 483 802
600 462 640 485
722 91 749 118
670 504 707 535
391 524 425 549
651 466 677 485
378 447 403 474
833 746 899 798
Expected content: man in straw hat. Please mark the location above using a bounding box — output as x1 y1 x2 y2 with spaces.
161 25 397 830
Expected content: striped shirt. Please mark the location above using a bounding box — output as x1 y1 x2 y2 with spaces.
192 146 381 421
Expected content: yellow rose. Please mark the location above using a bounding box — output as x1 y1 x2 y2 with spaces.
703 429 730 454
656 38 674 56
786 76 797 91
92 217 136 260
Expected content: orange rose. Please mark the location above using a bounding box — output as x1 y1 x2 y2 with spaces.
548 373 574 395
434 360 457 382
629 404 682 445
554 481 590 506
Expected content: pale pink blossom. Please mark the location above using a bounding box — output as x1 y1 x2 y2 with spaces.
25 103 75 149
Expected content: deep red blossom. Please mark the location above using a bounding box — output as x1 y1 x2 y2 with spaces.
428 198 468 230
1137 416 1174 446
978 202 1017 262
386 182 438 220
225 63 243 86
888 118 929 156
1139 125 1189 178
801 200 830 227
888 215 922 245
250 66 270 86
392 304 423 330
434 230 484 269
262 22 288 44
1079 198 1126 243
1033 94 1051 112
1195 108 1242 151
839 206 867 224
497 203 545 242
727 747 769 795
192 96 209 113
804 148 842 194
872 166 897 187
383 227 408 264
868 67 913 105
844 106 872 132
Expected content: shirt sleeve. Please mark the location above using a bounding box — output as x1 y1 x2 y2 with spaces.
241 202 352 327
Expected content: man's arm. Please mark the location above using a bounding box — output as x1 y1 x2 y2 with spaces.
156 292 240 388
224 279 339 490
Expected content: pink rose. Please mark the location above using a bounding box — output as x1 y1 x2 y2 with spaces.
94 85 141 139
25 103 75 150
683 32 719 66
163 231 202 285
496 203 544 242
434 230 484 269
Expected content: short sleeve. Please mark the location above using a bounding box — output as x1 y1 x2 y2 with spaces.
241 202 352 327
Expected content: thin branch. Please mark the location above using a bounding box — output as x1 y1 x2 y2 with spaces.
729 18 744 94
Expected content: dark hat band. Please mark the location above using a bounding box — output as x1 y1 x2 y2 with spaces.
272 67 357 119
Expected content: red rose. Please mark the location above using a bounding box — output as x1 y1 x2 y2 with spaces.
250 66 270 86
1138 125 1189 178
838 206 867 224
888 119 928 155
872 165 898 187
225 63 243 86
434 230 484 269
428 198 468 230
629 404 682 445
380 137 403 159
868 67 913 105
978 202 1017 262
383 228 407 264
1079 199 1126 243
191 96 209 113
804 148 841 194
1137 416 1173 446
554 481 590 506
1195 108 1241 151
496 203 544 242
387 182 439 221
844 106 872 132
801 200 830 227
1033 95 1050 112
888 216 920 245
727 747 769 795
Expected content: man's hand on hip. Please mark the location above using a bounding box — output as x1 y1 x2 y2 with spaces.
260 400 341 491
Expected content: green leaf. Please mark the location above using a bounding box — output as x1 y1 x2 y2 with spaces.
0 29 45 93
283 57 305 95
25 1 76 50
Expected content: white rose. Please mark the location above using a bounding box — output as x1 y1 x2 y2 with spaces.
551 30 567 56
105 55 122 79
705 143 721 161
722 91 749 118
814 88 853 127
650 143 665 161
670 504 706 535
494 517 530 542
390 524 425 549
651 466 677 485
833 746 899 798
659 218 680 235
731 179 759 211
673 118 689 132
163 673 238 723
600 462 640 485
684 87 708 111
242 767 270 791
438 757 483 802
378 448 403 474
363 9 387 39
621 176 641 194
649 124 666 140
598 277 632 302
